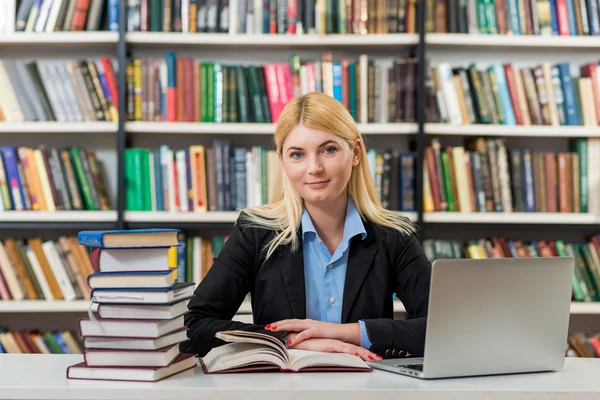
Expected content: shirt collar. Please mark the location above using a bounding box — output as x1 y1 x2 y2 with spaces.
301 198 367 242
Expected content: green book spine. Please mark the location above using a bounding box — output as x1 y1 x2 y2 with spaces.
483 0 497 33
261 147 268 204
555 240 586 302
129 148 145 211
467 65 491 124
477 0 488 33
212 236 226 258
572 243 598 301
349 62 357 120
141 149 152 211
440 151 456 212
230 67 238 122
487 68 505 124
186 236 194 283
69 147 95 210
338 0 346 33
149 0 163 31
236 66 250 122
200 63 208 122
581 243 600 300
247 67 265 122
124 149 135 210
207 63 216 122
576 138 588 212
222 66 229 123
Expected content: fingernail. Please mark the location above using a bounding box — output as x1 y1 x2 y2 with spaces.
376 356 383 360
287 341 292 346
265 324 271 329
368 356 374 360
270 326 277 330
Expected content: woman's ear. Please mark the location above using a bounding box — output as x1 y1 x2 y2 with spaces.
352 139 362 167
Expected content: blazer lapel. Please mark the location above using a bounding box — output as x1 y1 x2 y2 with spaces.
279 239 306 319
341 223 377 323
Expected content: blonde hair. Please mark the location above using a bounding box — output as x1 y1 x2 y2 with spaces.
240 92 415 259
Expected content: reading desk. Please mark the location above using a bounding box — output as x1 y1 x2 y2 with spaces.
0 354 599 400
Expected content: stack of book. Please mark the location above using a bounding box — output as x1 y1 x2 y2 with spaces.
66 228 197 382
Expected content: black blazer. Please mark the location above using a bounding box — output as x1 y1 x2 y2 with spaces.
179 215 432 359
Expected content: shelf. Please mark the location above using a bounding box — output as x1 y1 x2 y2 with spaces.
125 211 418 225
425 123 600 138
126 32 419 47
2 300 599 314
0 32 119 46
0 122 118 134
125 122 418 135
426 33 600 49
423 212 597 225
0 211 118 222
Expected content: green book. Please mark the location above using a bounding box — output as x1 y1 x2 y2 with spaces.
440 151 456 212
575 138 588 213
236 66 250 122
555 241 585 302
69 147 95 210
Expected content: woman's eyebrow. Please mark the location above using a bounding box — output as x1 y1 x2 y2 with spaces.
286 140 337 151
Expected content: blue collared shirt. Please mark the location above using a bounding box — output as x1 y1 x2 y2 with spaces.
302 198 372 349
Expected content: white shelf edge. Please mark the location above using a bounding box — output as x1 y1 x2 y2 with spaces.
0 32 119 44
125 122 417 135
0 122 118 134
0 211 118 222
125 211 418 223
126 32 419 46
2 300 598 314
423 212 597 224
425 123 600 137
426 33 600 49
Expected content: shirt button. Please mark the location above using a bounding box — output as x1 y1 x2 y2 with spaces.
329 297 336 304
328 264 333 269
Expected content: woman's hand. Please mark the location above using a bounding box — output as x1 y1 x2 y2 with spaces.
284 333 380 361
268 319 362 347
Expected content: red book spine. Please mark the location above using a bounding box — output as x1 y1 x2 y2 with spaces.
503 63 524 125
69 0 91 31
264 64 282 122
287 0 298 33
580 64 600 125
101 58 119 109
556 0 570 35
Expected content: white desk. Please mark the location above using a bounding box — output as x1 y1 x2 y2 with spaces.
0 354 599 400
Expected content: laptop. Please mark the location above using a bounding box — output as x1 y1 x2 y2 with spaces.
367 257 574 379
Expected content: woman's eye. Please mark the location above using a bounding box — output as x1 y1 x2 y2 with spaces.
290 152 303 159
323 147 337 154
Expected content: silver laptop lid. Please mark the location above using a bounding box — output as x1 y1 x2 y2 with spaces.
422 257 574 378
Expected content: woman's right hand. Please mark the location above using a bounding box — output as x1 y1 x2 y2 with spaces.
285 333 381 361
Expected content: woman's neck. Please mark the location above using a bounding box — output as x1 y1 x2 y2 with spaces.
304 195 348 253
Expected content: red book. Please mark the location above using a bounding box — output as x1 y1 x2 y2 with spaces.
264 64 283 122
69 0 91 31
556 0 570 35
101 58 119 109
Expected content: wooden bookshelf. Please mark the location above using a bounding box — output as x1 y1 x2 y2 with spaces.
125 122 419 135
0 211 118 222
423 212 598 224
0 122 118 134
426 33 600 49
126 32 419 47
125 211 419 223
0 32 118 45
425 123 600 138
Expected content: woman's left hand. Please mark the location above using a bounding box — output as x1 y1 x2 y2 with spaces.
266 319 360 347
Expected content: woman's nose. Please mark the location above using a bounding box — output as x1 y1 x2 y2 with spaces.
307 155 323 174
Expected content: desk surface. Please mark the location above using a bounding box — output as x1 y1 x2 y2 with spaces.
1 354 599 400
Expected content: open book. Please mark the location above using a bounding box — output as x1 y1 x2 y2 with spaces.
200 330 372 373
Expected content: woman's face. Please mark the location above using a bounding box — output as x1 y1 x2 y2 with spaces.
280 125 361 206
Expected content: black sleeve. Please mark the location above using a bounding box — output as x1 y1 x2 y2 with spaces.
179 219 288 357
362 233 432 358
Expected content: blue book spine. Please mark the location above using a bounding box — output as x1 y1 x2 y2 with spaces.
348 62 356 120
153 149 164 211
228 148 237 211
491 64 516 125
176 233 187 282
165 52 177 88
332 63 342 103
399 152 415 211
0 146 24 210
521 150 536 212
587 0 600 34
548 0 559 35
507 0 521 34
234 147 247 209
565 0 577 35
557 63 580 126
108 0 119 31
551 65 567 125
54 333 71 354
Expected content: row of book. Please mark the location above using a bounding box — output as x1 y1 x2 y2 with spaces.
423 235 600 302
426 0 600 36
0 58 119 123
0 237 95 301
125 143 415 212
68 229 196 382
126 0 419 34
0 329 83 354
0 146 111 212
568 333 600 358
126 53 421 124
432 61 600 127
3 0 119 34
423 137 596 214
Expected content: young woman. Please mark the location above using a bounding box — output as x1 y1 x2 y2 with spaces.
180 92 431 361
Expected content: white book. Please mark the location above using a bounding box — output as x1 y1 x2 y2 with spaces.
149 151 157 211
84 327 188 350
34 0 54 32
42 240 77 300
167 149 176 211
0 61 25 122
437 63 463 125
193 237 201 288
94 247 170 273
79 315 184 338
98 298 190 320
359 55 368 124
176 150 189 212
91 282 194 304
84 343 181 367
24 245 54 300
44 0 63 32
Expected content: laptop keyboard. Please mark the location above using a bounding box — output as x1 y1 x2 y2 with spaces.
401 364 424 371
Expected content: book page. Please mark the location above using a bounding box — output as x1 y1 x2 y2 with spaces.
202 342 287 372
288 349 370 372
216 330 289 364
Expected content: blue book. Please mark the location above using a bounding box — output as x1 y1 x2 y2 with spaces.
490 64 516 125
54 332 71 354
548 0 559 35
153 149 164 211
78 229 180 248
557 62 580 126
348 62 356 120
332 63 343 103
87 270 177 290
565 0 577 35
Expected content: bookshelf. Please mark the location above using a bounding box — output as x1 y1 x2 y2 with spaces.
5 0 600 343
